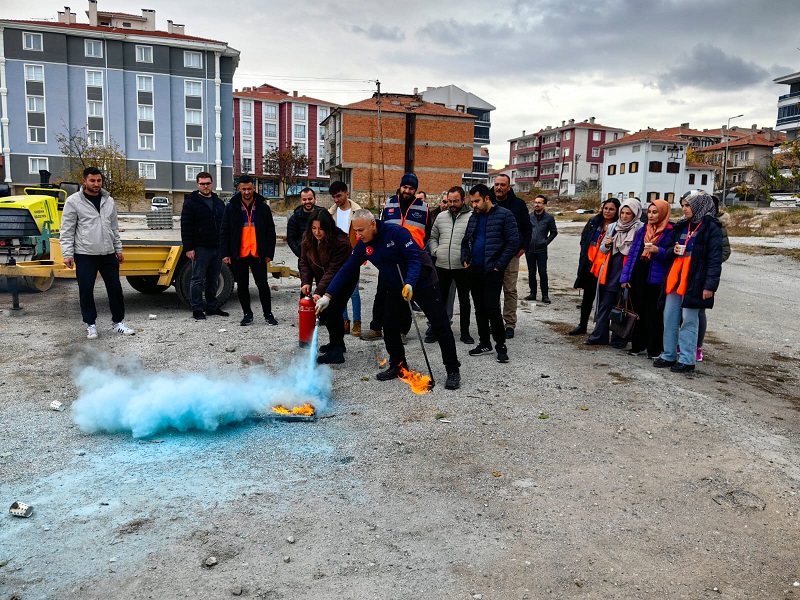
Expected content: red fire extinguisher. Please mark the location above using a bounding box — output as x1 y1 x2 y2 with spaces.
298 295 316 348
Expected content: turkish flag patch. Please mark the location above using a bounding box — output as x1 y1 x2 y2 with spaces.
365 246 374 256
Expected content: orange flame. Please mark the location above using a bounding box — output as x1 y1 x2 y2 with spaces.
378 357 388 367
272 403 315 416
399 366 432 394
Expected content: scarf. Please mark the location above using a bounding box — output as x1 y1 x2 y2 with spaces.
644 199 671 244
686 190 716 224
611 198 643 256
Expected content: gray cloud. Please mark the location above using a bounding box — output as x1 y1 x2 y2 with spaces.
349 23 405 42
656 44 770 93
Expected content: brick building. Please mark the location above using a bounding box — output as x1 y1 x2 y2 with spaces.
233 84 337 198
322 93 474 207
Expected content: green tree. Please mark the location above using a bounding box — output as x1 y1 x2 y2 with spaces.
263 144 309 197
56 127 145 211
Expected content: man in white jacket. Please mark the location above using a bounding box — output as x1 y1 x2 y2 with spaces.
60 167 134 339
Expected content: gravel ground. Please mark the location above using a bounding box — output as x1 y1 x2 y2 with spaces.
1 218 799 599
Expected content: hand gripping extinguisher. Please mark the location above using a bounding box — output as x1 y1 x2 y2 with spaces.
298 295 316 348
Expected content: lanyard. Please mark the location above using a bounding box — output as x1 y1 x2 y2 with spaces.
242 202 255 227
684 221 701 244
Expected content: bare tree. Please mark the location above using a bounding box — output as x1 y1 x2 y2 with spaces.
263 144 309 197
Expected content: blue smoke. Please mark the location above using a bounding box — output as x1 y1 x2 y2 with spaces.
71 358 331 439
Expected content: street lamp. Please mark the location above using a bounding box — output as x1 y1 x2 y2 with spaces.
721 113 743 206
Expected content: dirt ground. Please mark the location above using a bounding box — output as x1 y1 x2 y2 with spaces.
1 218 799 600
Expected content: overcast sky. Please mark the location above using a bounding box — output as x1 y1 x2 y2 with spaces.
5 0 796 169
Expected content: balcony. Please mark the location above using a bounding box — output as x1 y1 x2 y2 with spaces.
778 90 800 102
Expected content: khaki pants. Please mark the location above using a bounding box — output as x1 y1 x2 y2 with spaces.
502 255 520 330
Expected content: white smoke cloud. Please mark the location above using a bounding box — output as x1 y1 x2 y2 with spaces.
71 358 332 439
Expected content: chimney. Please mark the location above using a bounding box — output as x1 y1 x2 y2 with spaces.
522 130 526 136
561 120 566 127
680 122 689 128
413 87 418 95
589 116 595 124
751 124 757 131
293 91 298 98
167 19 173 33
58 6 77 23
87 0 98 26
172 22 185 35
569 118 575 125
142 8 155 31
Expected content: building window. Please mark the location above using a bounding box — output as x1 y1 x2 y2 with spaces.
87 100 103 117
665 192 675 203
25 64 44 81
701 174 708 185
608 164 616 176
629 161 639 173
592 147 600 158
652 144 664 152
619 163 625 175
186 165 203 181
184 51 202 68
666 162 680 174
242 139 252 154
136 45 153 63
139 134 154 150
86 70 103 87
264 104 277 119
242 120 252 136
592 131 601 141
138 162 156 179
649 161 662 173
688 173 696 185
88 131 104 146
242 158 252 173
185 109 202 125
632 145 641 153
186 138 202 153
294 124 306 138
296 143 306 156
265 123 277 138
590 164 598 174
136 74 153 92
294 105 306 121
648 192 659 201
23 32 43 51
85 40 103 58
26 96 44 112
318 107 329 122
562 163 570 172
563 147 570 157
137 105 154 120
185 80 202 97
241 102 252 117
608 149 616 156
29 157 48 174
563 131 571 140
613 133 619 140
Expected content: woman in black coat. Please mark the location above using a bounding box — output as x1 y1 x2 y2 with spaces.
568 199 619 335
653 191 723 373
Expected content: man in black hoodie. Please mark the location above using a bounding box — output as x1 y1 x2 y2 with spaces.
220 175 278 326
286 188 322 260
180 171 229 320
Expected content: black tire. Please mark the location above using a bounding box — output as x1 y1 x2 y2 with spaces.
174 260 234 308
126 275 169 295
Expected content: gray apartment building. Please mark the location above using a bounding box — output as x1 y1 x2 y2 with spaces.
0 1 240 200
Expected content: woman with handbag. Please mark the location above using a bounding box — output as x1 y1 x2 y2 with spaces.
620 199 673 358
653 190 723 373
568 199 620 336
585 198 642 347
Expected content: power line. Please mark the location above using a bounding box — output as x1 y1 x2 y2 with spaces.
234 73 375 83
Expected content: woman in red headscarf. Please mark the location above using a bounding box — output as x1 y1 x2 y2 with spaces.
620 199 673 358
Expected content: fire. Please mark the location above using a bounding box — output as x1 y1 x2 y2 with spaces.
378 358 388 367
271 403 315 416
399 366 432 394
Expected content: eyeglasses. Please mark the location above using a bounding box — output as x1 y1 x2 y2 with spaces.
198 182 212 186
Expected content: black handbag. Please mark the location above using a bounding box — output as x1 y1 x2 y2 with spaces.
609 289 639 340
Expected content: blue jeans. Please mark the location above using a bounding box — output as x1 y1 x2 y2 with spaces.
190 246 222 312
660 292 700 365
342 282 361 322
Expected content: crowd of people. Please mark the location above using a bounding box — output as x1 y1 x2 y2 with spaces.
63 166 726 387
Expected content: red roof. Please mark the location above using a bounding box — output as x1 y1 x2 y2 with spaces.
234 88 337 107
342 95 475 119
685 161 716 170
604 129 687 147
4 19 229 45
702 133 785 152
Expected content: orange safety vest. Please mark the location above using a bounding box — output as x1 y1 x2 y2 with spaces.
589 232 609 284
382 197 428 248
239 202 258 258
665 222 701 295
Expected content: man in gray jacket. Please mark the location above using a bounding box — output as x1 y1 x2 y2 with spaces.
525 194 558 303
61 167 134 339
427 186 474 344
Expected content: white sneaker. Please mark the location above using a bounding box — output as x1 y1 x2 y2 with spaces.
86 324 98 339
112 322 135 336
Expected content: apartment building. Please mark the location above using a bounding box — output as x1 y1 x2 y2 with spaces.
322 93 474 207
421 84 495 187
0 1 240 203
507 118 627 196
774 70 800 140
233 84 337 198
696 127 785 191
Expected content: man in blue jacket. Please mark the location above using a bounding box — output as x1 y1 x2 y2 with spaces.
317 209 461 390
180 171 228 320
462 184 520 363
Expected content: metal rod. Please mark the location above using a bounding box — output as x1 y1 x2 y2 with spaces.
397 265 435 389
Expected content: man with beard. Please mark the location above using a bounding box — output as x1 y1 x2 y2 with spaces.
524 194 558 304
490 174 531 339
287 187 322 261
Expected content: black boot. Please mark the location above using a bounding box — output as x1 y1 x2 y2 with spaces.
376 361 407 381
317 346 345 364
568 325 587 336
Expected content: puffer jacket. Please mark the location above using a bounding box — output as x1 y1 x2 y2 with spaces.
287 205 323 257
180 190 225 252
664 215 723 309
620 223 674 286
299 229 352 297
428 203 472 270
490 188 532 251
461 205 520 272
60 188 122 257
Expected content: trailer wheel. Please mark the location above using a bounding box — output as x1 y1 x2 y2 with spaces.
175 261 234 308
0 274 55 293
126 275 169 295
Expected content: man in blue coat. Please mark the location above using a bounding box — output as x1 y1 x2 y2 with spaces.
317 209 461 390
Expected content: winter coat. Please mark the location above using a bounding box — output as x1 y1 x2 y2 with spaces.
287 205 323 257
328 199 363 248
299 229 352 297
326 221 437 299
219 193 277 261
428 203 473 270
620 223 674 286
60 188 122 257
528 210 558 253
574 214 608 289
461 204 520 272
490 189 532 251
180 190 225 251
664 215 723 309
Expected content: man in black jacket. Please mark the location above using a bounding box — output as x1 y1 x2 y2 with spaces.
286 188 322 259
491 174 531 339
525 195 558 303
220 175 278 326
462 184 520 363
180 171 229 320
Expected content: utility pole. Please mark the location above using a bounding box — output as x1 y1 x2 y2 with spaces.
722 113 743 207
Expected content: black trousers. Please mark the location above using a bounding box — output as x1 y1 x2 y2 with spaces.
74 253 125 325
369 275 411 334
232 256 271 317
526 250 549 297
468 266 505 349
383 284 460 374
436 267 472 337
578 276 598 328
588 283 618 344
629 282 664 356
322 275 358 348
